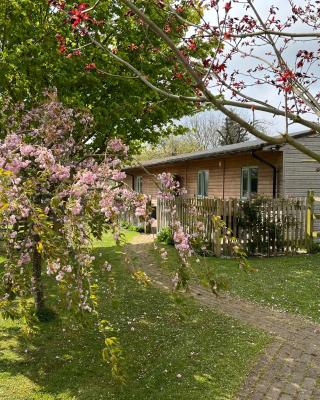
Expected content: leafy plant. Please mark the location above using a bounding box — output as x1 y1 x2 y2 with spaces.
121 221 145 233
156 227 174 245
308 242 320 254
238 197 299 256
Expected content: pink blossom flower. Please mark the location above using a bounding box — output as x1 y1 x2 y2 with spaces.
70 200 82 215
64 265 72 273
103 261 112 272
9 215 17 224
112 170 126 181
56 272 64 281
108 138 128 155
47 260 61 275
18 253 31 265
0 95 163 315
160 248 168 259
20 208 30 218
52 164 70 181
79 171 97 185
20 144 35 157
135 206 146 217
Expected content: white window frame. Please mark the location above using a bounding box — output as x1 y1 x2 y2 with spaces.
134 176 143 193
241 166 258 198
197 170 209 197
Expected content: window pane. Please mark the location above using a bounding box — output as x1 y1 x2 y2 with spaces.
250 168 258 194
241 168 249 198
198 171 208 197
135 176 142 193
198 171 203 196
204 171 208 197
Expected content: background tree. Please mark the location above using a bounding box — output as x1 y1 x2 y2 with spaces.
0 0 201 151
138 109 270 160
183 112 222 150
54 0 320 162
218 117 249 145
137 133 201 161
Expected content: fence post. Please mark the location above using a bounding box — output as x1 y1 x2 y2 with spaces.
306 190 314 252
156 198 160 233
144 198 152 234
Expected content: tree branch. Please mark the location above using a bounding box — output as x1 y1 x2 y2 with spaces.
229 30 320 39
83 0 101 13
119 0 320 162
247 0 320 118
89 37 204 103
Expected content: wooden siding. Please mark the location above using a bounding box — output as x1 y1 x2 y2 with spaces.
127 150 283 200
283 133 320 197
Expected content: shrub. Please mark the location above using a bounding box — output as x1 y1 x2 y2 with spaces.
121 221 145 233
308 242 320 254
156 227 174 245
238 196 299 255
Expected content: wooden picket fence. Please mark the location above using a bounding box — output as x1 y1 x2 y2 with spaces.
157 196 308 256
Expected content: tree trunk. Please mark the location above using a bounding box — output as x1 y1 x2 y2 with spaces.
32 235 45 315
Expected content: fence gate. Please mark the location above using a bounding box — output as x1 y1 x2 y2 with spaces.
306 191 320 249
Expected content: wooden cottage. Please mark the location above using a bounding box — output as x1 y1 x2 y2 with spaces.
125 130 320 202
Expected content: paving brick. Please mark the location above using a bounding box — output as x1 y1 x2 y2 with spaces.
283 382 299 396
279 394 292 400
289 371 305 385
302 377 317 391
251 393 266 400
298 389 314 400
265 386 281 400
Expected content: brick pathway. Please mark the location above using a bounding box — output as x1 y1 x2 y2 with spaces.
126 234 320 400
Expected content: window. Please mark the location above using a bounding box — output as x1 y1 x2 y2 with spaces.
241 167 258 198
134 176 142 193
197 170 209 197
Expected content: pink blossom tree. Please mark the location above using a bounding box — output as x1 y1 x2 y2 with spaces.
51 0 320 162
0 94 217 380
0 93 148 320
0 93 232 325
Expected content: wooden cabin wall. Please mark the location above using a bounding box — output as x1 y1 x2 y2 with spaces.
127 150 283 200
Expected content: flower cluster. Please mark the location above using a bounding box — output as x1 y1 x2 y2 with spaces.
157 172 185 200
173 222 192 261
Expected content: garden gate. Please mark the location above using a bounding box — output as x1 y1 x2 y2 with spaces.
306 191 320 250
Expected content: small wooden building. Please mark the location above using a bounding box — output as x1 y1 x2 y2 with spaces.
125 130 320 202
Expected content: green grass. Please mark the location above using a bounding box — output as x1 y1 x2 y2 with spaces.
0 232 270 400
155 241 320 323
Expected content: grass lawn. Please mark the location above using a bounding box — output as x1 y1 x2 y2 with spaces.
0 232 270 400
154 240 320 323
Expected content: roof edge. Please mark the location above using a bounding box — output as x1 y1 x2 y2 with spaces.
125 129 314 171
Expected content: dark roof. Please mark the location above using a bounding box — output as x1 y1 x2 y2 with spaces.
126 130 313 170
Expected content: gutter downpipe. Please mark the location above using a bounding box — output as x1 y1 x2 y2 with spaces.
251 150 277 198
222 159 226 199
